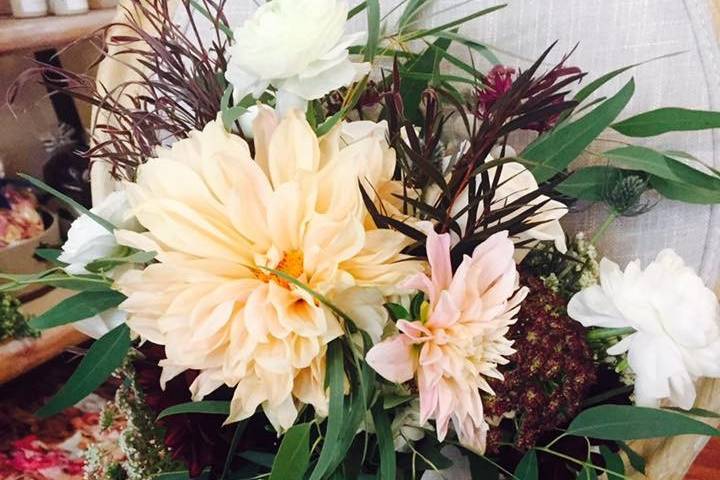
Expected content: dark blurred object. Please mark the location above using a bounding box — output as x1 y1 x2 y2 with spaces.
41 123 92 209
34 48 92 209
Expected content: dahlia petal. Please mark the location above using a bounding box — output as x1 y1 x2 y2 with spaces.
366 335 417 383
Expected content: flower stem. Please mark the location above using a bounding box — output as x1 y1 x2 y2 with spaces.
591 210 619 245
586 327 635 342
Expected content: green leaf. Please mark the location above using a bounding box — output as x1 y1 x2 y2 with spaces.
348 1 367 20
556 166 619 201
616 441 646 474
401 5 507 42
383 393 413 409
650 175 720 204
431 31 501 65
269 423 312 480
37 324 131 418
30 290 126 330
410 293 424 320
372 404 396 480
576 465 597 480
665 407 720 418
468 454 500 480
604 146 720 189
599 446 625 479
399 0 428 31
315 77 369 136
365 0 380 62
401 36 452 124
221 85 251 131
157 400 231 420
189 0 233 39
20 174 115 232
525 79 635 182
566 405 720 440
384 302 409 321
35 248 66 266
85 250 157 273
309 341 345 480
239 451 275 468
514 450 538 480
613 107 720 137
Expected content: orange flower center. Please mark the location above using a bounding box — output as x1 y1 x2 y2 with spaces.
255 250 304 288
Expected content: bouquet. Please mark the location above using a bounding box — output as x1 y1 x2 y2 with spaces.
5 0 720 478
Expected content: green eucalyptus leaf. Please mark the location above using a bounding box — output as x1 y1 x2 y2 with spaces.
85 250 157 273
556 165 619 201
34 248 66 266
514 450 538 480
599 445 625 479
30 290 126 330
269 423 312 480
37 324 131 418
664 407 720 418
613 107 720 137
157 400 231 420
567 405 720 440
616 441 646 474
525 79 635 183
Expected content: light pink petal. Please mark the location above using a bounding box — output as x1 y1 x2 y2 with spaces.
366 335 417 383
401 272 437 303
397 319 433 341
426 291 460 329
418 369 439 424
426 229 453 292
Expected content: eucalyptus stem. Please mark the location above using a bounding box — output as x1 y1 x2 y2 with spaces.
591 210 619 245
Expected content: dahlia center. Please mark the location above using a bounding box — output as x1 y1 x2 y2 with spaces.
255 250 305 288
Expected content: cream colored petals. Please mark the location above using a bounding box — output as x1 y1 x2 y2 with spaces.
115 108 419 430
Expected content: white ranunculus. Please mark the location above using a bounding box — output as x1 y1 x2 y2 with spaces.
226 0 370 114
58 191 138 274
568 250 720 409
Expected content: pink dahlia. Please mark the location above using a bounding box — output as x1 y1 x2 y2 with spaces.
366 228 528 452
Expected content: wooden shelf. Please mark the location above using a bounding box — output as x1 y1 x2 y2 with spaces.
0 289 89 385
0 9 115 55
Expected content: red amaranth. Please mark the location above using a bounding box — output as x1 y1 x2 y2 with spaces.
484 273 596 451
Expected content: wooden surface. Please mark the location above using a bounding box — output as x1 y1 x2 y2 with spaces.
0 9 115 54
0 289 88 385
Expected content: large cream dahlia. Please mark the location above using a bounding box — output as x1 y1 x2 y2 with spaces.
115 109 419 430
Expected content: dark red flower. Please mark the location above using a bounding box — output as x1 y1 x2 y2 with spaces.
484 273 596 452
474 63 583 132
